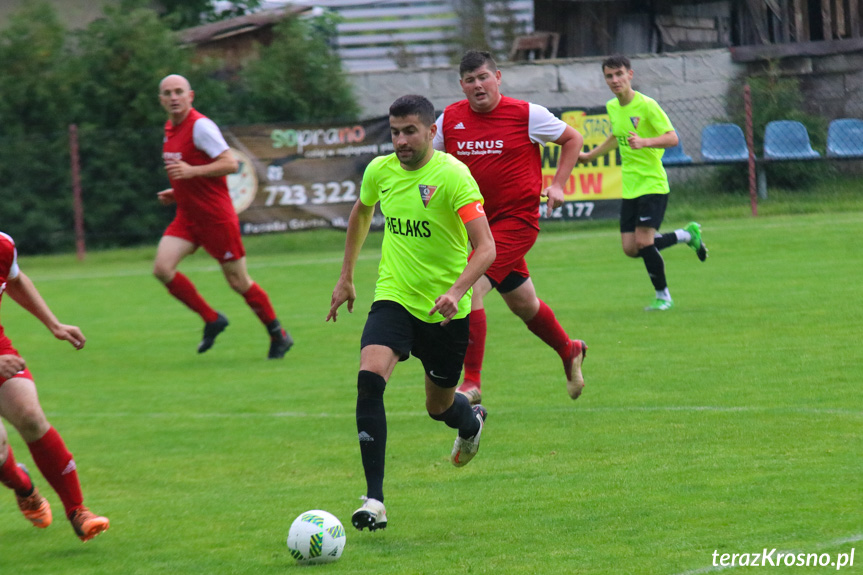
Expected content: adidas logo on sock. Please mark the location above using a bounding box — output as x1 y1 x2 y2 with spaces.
358 431 374 442
62 459 77 476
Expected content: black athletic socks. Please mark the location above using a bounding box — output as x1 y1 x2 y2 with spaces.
356 370 387 502
653 232 679 250
429 392 480 439
638 245 668 291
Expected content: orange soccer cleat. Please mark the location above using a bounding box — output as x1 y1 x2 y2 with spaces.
69 507 110 542
17 488 53 529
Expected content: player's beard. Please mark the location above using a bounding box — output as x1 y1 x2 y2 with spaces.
397 146 424 168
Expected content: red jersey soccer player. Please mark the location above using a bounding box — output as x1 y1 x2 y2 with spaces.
434 50 588 403
0 231 109 541
155 74 292 358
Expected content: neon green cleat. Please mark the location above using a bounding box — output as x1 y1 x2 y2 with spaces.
645 298 674 311
684 222 708 262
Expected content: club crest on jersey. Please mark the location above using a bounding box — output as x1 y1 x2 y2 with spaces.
630 116 641 129
418 184 437 207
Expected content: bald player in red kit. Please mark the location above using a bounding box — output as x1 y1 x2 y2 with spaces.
434 50 588 404
154 74 293 359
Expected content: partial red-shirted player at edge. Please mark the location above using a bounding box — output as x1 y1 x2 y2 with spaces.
433 50 588 404
0 231 109 541
154 74 293 359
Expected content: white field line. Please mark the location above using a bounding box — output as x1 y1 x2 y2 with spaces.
27 212 863 283
672 533 863 575
46 405 863 419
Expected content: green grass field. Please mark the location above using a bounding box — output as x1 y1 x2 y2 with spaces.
1 207 861 574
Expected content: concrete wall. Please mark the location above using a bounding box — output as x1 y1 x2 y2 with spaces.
347 48 745 119
348 46 863 169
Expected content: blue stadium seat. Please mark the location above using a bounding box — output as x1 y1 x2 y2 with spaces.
662 132 693 165
763 120 821 160
701 123 749 162
826 118 863 158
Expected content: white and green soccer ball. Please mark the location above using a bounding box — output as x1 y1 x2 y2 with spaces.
287 510 346 565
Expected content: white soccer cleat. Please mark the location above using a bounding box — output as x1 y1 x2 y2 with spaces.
451 405 487 467
351 496 387 531
564 339 588 399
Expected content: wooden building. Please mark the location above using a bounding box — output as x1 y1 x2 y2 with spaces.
533 0 863 60
177 5 313 73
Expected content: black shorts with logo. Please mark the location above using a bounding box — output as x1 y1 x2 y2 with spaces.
620 193 669 233
360 300 469 388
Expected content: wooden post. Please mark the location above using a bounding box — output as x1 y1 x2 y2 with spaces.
834 0 845 38
69 124 86 260
850 0 859 38
792 0 808 40
781 0 791 42
744 85 758 216
851 0 860 37
821 0 832 40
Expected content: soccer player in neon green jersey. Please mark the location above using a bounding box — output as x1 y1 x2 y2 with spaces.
327 94 496 532
579 55 708 311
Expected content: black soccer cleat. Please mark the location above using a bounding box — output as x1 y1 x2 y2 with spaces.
267 320 293 359
198 312 229 354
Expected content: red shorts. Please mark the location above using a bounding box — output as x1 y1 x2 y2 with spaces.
481 218 539 286
0 347 33 388
164 212 246 263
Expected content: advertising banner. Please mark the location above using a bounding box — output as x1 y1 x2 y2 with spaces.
540 107 621 222
225 107 622 234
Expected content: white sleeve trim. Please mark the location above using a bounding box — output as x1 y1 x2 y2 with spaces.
0 232 20 280
192 118 230 159
432 112 446 151
0 232 19 279
8 248 19 279
528 103 567 146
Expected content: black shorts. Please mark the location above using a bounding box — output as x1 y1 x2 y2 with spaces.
620 193 669 233
360 300 469 388
490 272 529 294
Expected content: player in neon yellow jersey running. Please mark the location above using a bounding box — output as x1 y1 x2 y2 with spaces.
579 55 708 311
327 94 496 532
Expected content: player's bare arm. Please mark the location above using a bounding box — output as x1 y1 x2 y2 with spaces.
0 354 27 380
327 199 375 322
157 188 176 205
627 129 678 150
5 272 86 350
578 133 618 164
165 149 239 180
543 125 584 210
430 213 495 325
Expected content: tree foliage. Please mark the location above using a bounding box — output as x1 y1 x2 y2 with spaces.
239 13 359 123
0 2 71 135
0 3 76 253
0 2 357 254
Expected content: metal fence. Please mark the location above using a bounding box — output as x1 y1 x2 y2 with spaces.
662 79 863 164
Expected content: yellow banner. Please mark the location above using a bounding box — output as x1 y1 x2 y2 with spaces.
542 109 622 200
